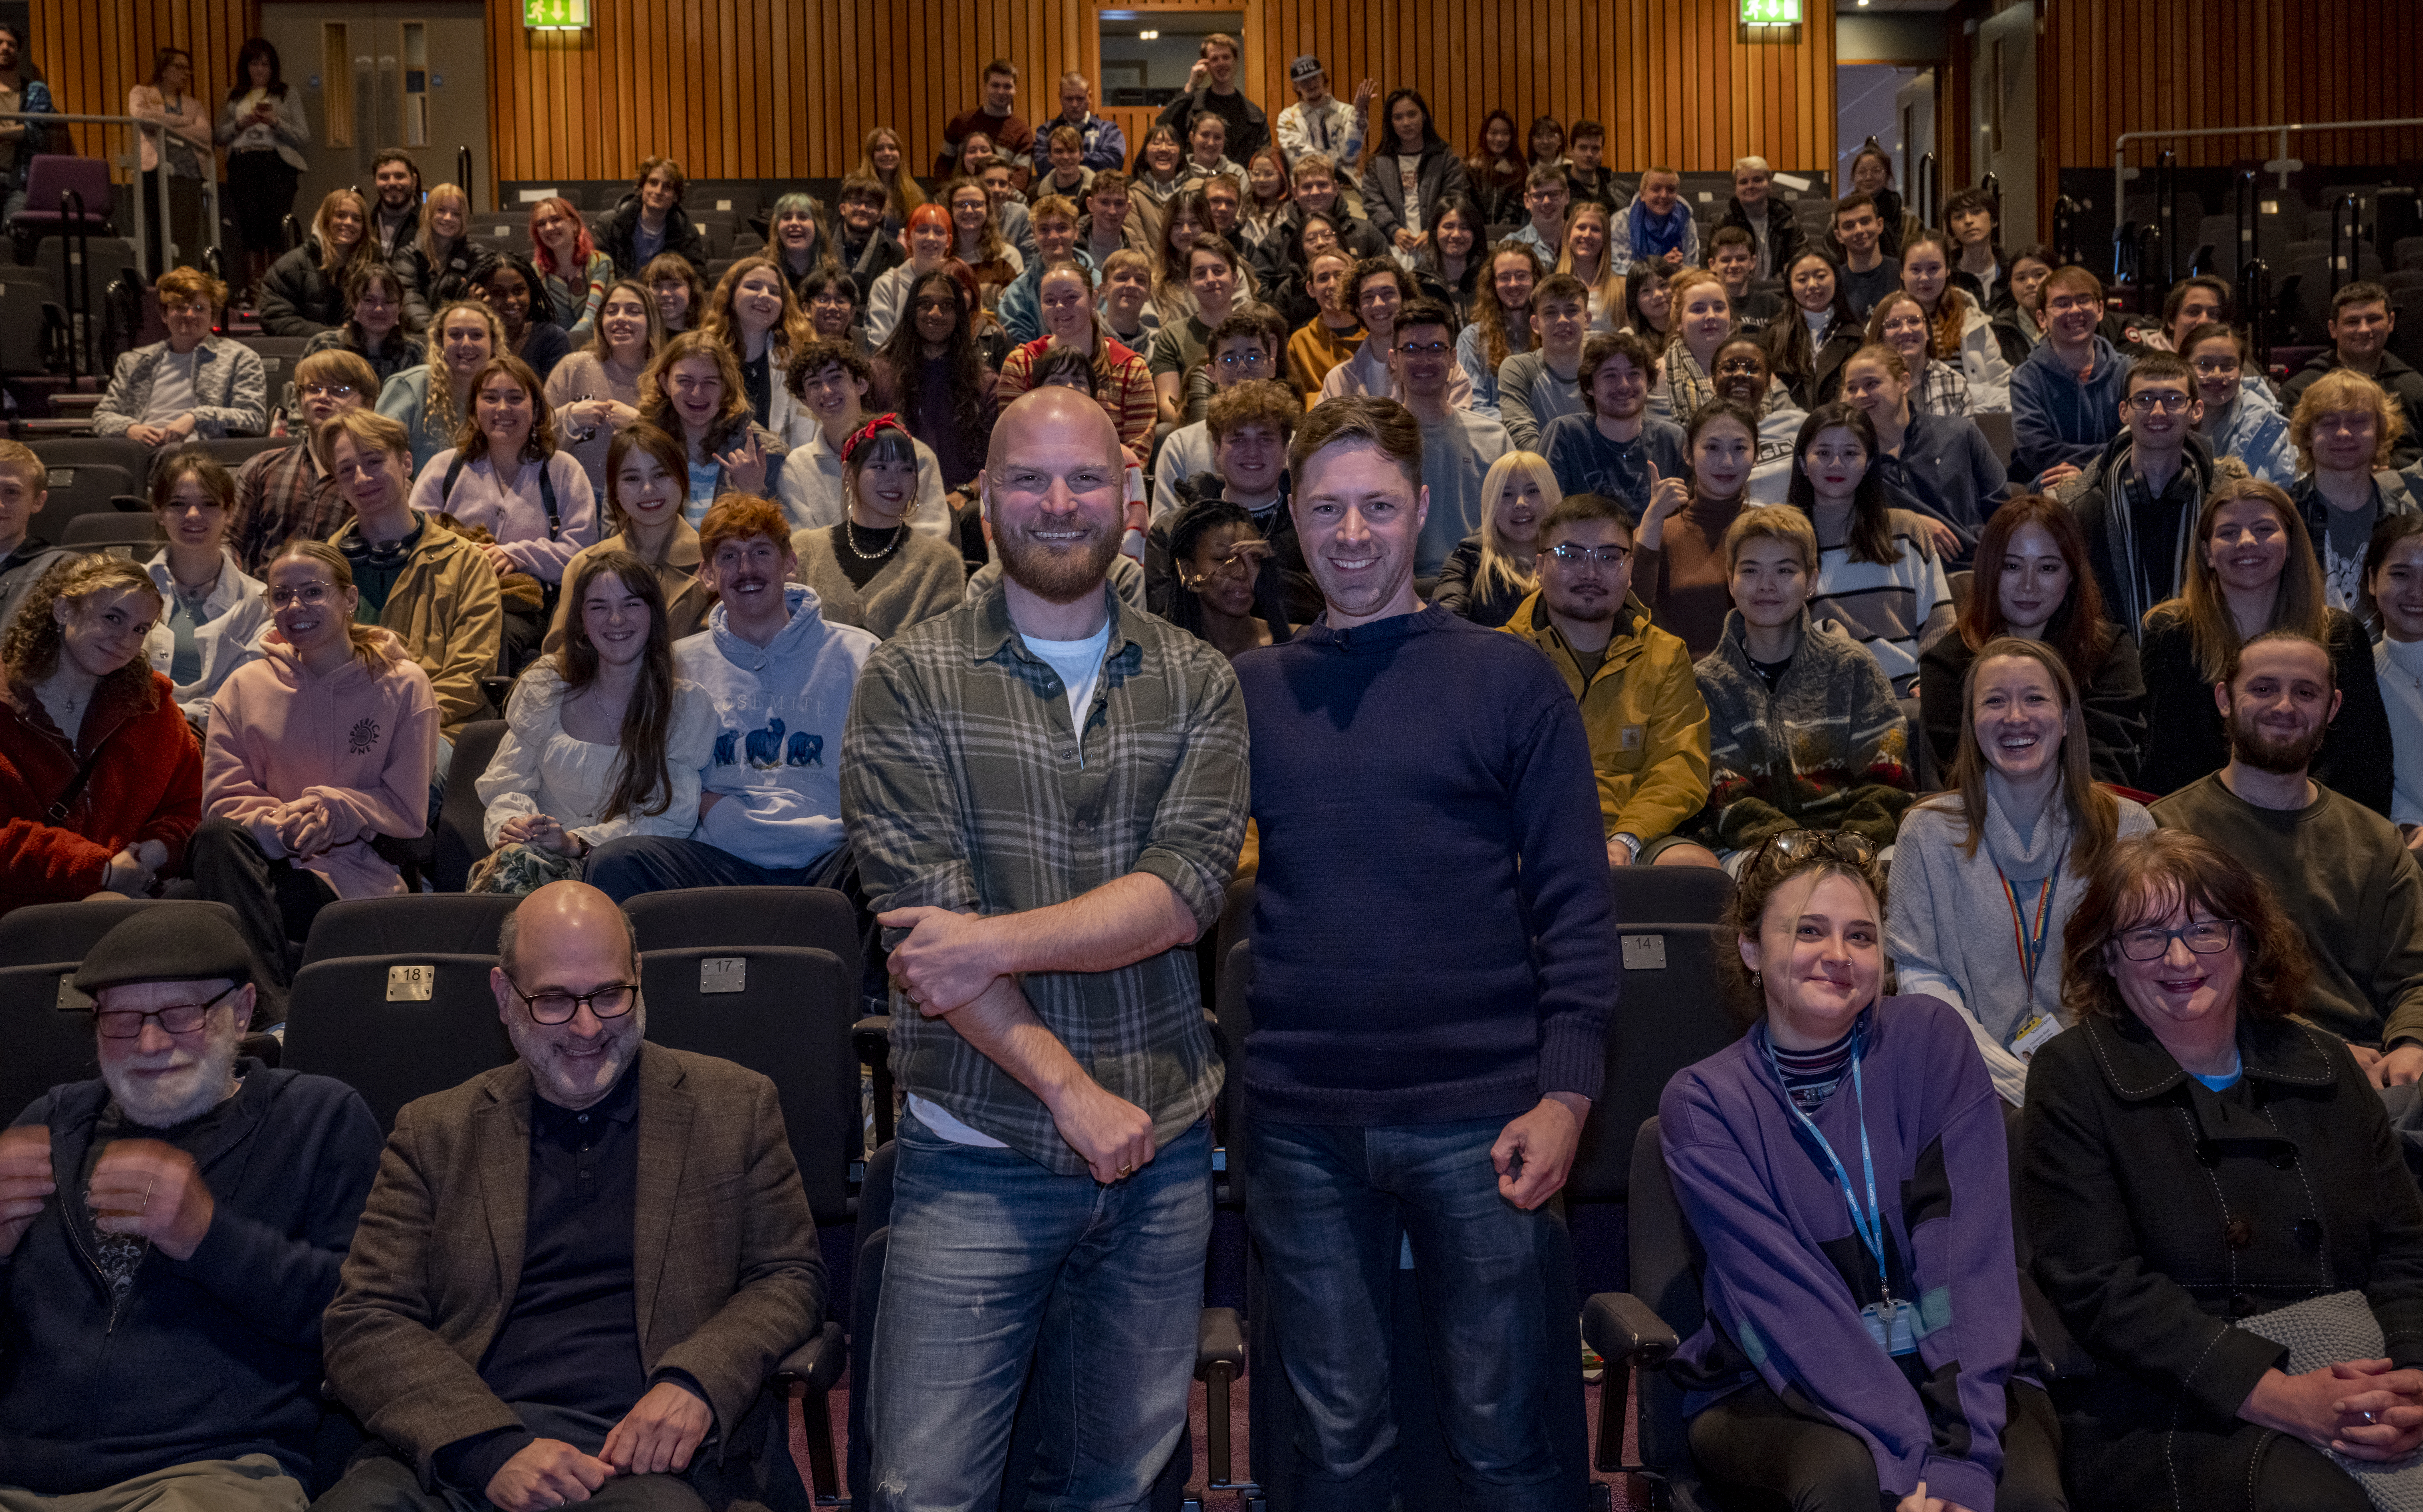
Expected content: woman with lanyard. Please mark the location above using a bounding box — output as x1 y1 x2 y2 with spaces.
1890 637 2153 1106
1661 829 2064 1512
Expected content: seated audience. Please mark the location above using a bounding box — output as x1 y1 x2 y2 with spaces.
1616 165 1697 276
1690 508 1913 860
93 268 268 445
1502 490 1715 867
143 453 270 728
1435 450 1556 629
870 266 999 519
995 193 1088 345
2282 281 2423 469
258 188 375 337
2137 480 2391 812
938 56 1036 184
1556 203 1625 332
2288 368 2420 611
0 905 382 1508
776 340 947 539
1541 330 1689 526
1624 262 1675 354
1272 54 1371 190
1706 336 1806 506
2022 829 2423 1511
939 174 1023 309
478 254 572 383
2369 513 2423 846
1892 637 2155 1105
1565 118 1622 212
1497 272 1592 452
1175 112 1242 194
0 441 74 636
1828 193 1899 318
637 330 778 527
1077 171 1133 267
1098 246 1158 349
1151 308 1284 506
1705 225 1781 325
317 880 826 1512
1942 187 2006 304
1866 291 1972 419
1503 165 1572 262
474 551 711 894
1125 125 1187 252
2148 630 2423 1077
544 277 665 496
192 539 439 990
1155 33 1266 167
378 298 505 469
1664 834 2060 1512
1456 242 1542 419
2183 321 2296 486
230 350 376 572
794 264 866 354
547 425 712 654
1284 248 1363 394
300 262 423 393
645 252 707 336
1151 379 1315 623
1766 248 1865 409
1148 233 1249 424
591 155 710 277
0 557 195 916
1919 494 2147 785
321 410 505 734
762 192 835 306
998 258 1155 450
587 496 876 898
1164 498 1292 659
1234 146 1295 267
1387 299 1511 579
1414 197 1484 322
1361 88 1468 264
1715 155 1806 281
2060 351 2220 631
1832 344 2008 565
859 123 925 229
2011 265 2133 488
1786 402 1953 699
1898 232 2012 411
394 181 483 330
832 175 906 302
788 415 964 640
1320 260 1471 407
1634 399 1762 658
706 256 814 444
1988 245 2056 361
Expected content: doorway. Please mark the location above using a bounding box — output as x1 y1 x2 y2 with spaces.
1836 63 1921 207
1091 1 1262 177
260 2 490 224
1973 3 2038 245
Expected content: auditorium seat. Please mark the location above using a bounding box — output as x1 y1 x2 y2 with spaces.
300 893 518 968
1568 923 1738 1207
429 719 508 893
60 511 163 551
624 885 861 986
280 952 516 1129
0 897 220 969
26 463 137 538
1608 865 1732 927
0 961 101 1120
30 436 151 478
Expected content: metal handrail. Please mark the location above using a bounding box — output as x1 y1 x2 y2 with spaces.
2155 148 2179 288
2330 192 2362 294
1979 172 2002 224
2133 224 2165 313
456 145 474 211
2232 167 2259 284
1917 151 1937 228
2242 258 2273 372
0 109 224 278
56 185 89 381
2054 195 2083 268
2113 116 2423 270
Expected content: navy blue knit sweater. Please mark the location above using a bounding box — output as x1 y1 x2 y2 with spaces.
1234 603 1618 1124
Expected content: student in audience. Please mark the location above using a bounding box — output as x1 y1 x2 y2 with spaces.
393 181 482 330
591 156 709 277
1828 193 1899 320
355 149 419 260
192 538 439 983
546 425 710 657
871 266 999 520
1175 111 1243 192
831 174 906 303
473 549 711 893
478 254 571 383
637 329 776 527
1035 123 1098 205
318 881 824 1512
93 267 269 445
995 194 1088 345
1149 231 1247 422
1634 399 1762 658
1150 308 1282 503
1417 197 1485 323
216 38 308 299
1502 489 1716 865
2022 829 2423 1512
1232 393 1613 1511
1504 165 1572 262
1665 830 2062 1512
761 190 836 296
1865 291 1971 418
0 903 381 1504
543 277 663 496
1151 379 1315 623
1282 151 1387 264
1364 88 1469 265
1717 155 1807 282
2288 368 2420 610
1435 448 1558 631
1387 299 1511 579
1320 260 1464 407
943 174 1023 307
519 197 607 342
1457 241 1542 418
1076 170 1133 267
935 57 1034 187
377 298 503 469
856 124 925 228
1099 246 1159 350
142 454 269 729
1497 271 1592 452
1151 31 1265 167
1898 230 2013 411
1708 336 1806 506
1919 494 2147 784
1786 402 1954 700
2137 480 2391 812
1654 269 1740 422
1273 54 1373 180
321 409 504 735
2184 321 2296 486
1617 165 1698 276
1143 186 1210 330
643 250 706 336
1525 114 1570 178
788 415 964 641
259 187 375 337
1623 264 1676 364
1899 635 2158 1108
2144 630 2423 1078
1125 124 1188 253
2283 281 2423 468
776 340 949 544
232 349 376 572
1558 202 1625 331
1988 244 2056 355
1284 248 1362 394
0 442 70 639
1838 343 2010 564
2371 516 2423 853
1693 507 1914 860
1163 498 1292 658
702 256 814 443
2011 265 2132 487
1766 248 1865 409
301 262 423 394
1941 187 2004 304
795 264 865 355
1540 329 1691 521
1036 71 1125 175
0 557 193 915
866 203 955 347
2061 350 2219 630
1706 226 1781 325
1463 109 1525 226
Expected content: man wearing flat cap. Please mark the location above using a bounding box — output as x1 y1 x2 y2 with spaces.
318 880 825 1512
0 903 385 1512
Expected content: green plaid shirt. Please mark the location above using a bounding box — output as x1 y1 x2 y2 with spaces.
840 578 1249 1176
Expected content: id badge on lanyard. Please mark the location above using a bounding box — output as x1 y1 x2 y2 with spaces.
1765 1022 1919 1358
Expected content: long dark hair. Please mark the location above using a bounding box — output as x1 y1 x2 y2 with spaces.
1959 493 2116 681
1376 88 1444 160
554 550 678 823
0 21 46 85
230 38 286 100
1165 500 1291 647
1466 109 1524 191
878 266 987 459
1786 403 1897 566
1764 248 1861 392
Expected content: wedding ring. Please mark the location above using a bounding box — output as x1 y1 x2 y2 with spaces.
2364 1411 2380 1425
1117 1164 1134 1177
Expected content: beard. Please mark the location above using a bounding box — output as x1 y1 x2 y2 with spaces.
504 1000 646 1110
998 518 1124 605
2228 708 2328 775
105 1016 243 1129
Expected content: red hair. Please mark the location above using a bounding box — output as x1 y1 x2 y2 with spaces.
527 196 595 278
905 202 953 239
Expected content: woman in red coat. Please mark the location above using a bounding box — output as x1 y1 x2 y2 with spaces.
0 555 200 915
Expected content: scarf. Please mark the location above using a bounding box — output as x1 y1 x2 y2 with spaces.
1662 341 1716 420
1628 196 1690 258
1980 769 2074 883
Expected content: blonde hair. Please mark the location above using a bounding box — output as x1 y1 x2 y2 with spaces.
855 126 926 222
705 256 814 364
1475 451 1559 606
2290 368 2409 472
1721 502 1817 574
422 300 508 439
2159 476 2329 681
312 188 377 282
262 540 385 670
0 437 47 492
416 182 470 267
1557 204 1623 320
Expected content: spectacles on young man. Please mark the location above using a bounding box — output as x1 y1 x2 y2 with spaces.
1546 542 1631 568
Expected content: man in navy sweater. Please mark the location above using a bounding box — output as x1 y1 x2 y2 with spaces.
1230 395 1619 1509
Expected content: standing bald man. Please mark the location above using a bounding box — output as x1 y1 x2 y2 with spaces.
841 387 1250 1507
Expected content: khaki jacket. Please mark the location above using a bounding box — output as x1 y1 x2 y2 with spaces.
329 512 503 734
543 522 714 655
1503 589 1711 846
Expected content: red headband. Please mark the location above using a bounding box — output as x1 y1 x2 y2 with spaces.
840 412 908 466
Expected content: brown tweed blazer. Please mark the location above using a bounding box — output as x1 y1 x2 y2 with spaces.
322 1042 826 1478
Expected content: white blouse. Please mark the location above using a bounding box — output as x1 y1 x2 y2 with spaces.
476 664 714 848
2378 635 2423 828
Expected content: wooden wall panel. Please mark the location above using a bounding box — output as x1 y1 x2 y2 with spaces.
26 0 260 168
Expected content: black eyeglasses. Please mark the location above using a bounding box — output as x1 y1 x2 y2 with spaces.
2115 920 2237 962
1744 829 1879 880
87 981 242 1038
1546 542 1631 568
504 976 639 1026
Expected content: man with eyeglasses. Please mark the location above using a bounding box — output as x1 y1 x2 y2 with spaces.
2151 629 2423 1088
1151 308 1284 513
93 267 268 450
321 881 826 1512
230 349 378 574
1318 262 1470 409
0 904 383 1512
2058 352 2218 633
1150 378 1320 624
829 175 904 304
1504 166 1571 262
1495 272 1592 453
2012 264 2135 490
1392 298 1511 581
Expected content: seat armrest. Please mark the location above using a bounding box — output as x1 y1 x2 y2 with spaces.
768 1320 845 1397
2018 1274 2097 1382
853 1015 891 1057
1583 1291 1679 1368
1194 1306 1245 1379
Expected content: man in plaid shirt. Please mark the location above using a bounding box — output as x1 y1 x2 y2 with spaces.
841 386 1249 1508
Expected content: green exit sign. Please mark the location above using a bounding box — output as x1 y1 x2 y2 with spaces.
524 0 589 28
1742 0 1802 21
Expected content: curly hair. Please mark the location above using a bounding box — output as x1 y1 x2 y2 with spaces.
875 266 988 464
1717 837 1888 1027
1 556 166 707
2060 830 2308 1024
421 299 508 439
639 329 754 460
705 256 814 367
1471 242 1546 376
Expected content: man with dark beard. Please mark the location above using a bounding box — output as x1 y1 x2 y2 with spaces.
0 905 382 1512
840 386 1249 1506
2152 629 2423 1087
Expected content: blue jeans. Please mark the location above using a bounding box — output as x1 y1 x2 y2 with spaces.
866 1108 1214 1511
583 835 844 901
1248 1115 1562 1512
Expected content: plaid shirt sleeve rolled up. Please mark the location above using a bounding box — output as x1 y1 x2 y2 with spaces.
840 579 1250 1177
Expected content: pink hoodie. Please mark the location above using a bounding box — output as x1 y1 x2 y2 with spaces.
203 628 441 900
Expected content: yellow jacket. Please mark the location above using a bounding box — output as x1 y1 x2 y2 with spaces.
1502 589 1711 845
329 512 503 736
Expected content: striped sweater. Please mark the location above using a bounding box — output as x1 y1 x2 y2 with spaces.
1804 506 1955 697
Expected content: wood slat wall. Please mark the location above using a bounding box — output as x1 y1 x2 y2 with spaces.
26 0 260 164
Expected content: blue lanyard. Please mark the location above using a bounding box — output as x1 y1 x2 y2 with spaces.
1764 1020 1892 1298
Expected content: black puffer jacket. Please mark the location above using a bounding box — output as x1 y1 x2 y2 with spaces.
1715 194 1810 280
591 192 710 279
256 239 350 337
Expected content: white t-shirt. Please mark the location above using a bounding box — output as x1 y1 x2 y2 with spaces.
1397 154 1425 236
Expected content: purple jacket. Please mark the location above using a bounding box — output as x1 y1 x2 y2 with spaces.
1660 994 2023 1512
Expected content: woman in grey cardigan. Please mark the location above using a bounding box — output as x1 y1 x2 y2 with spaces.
1889 636 2152 1105
787 416 964 640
